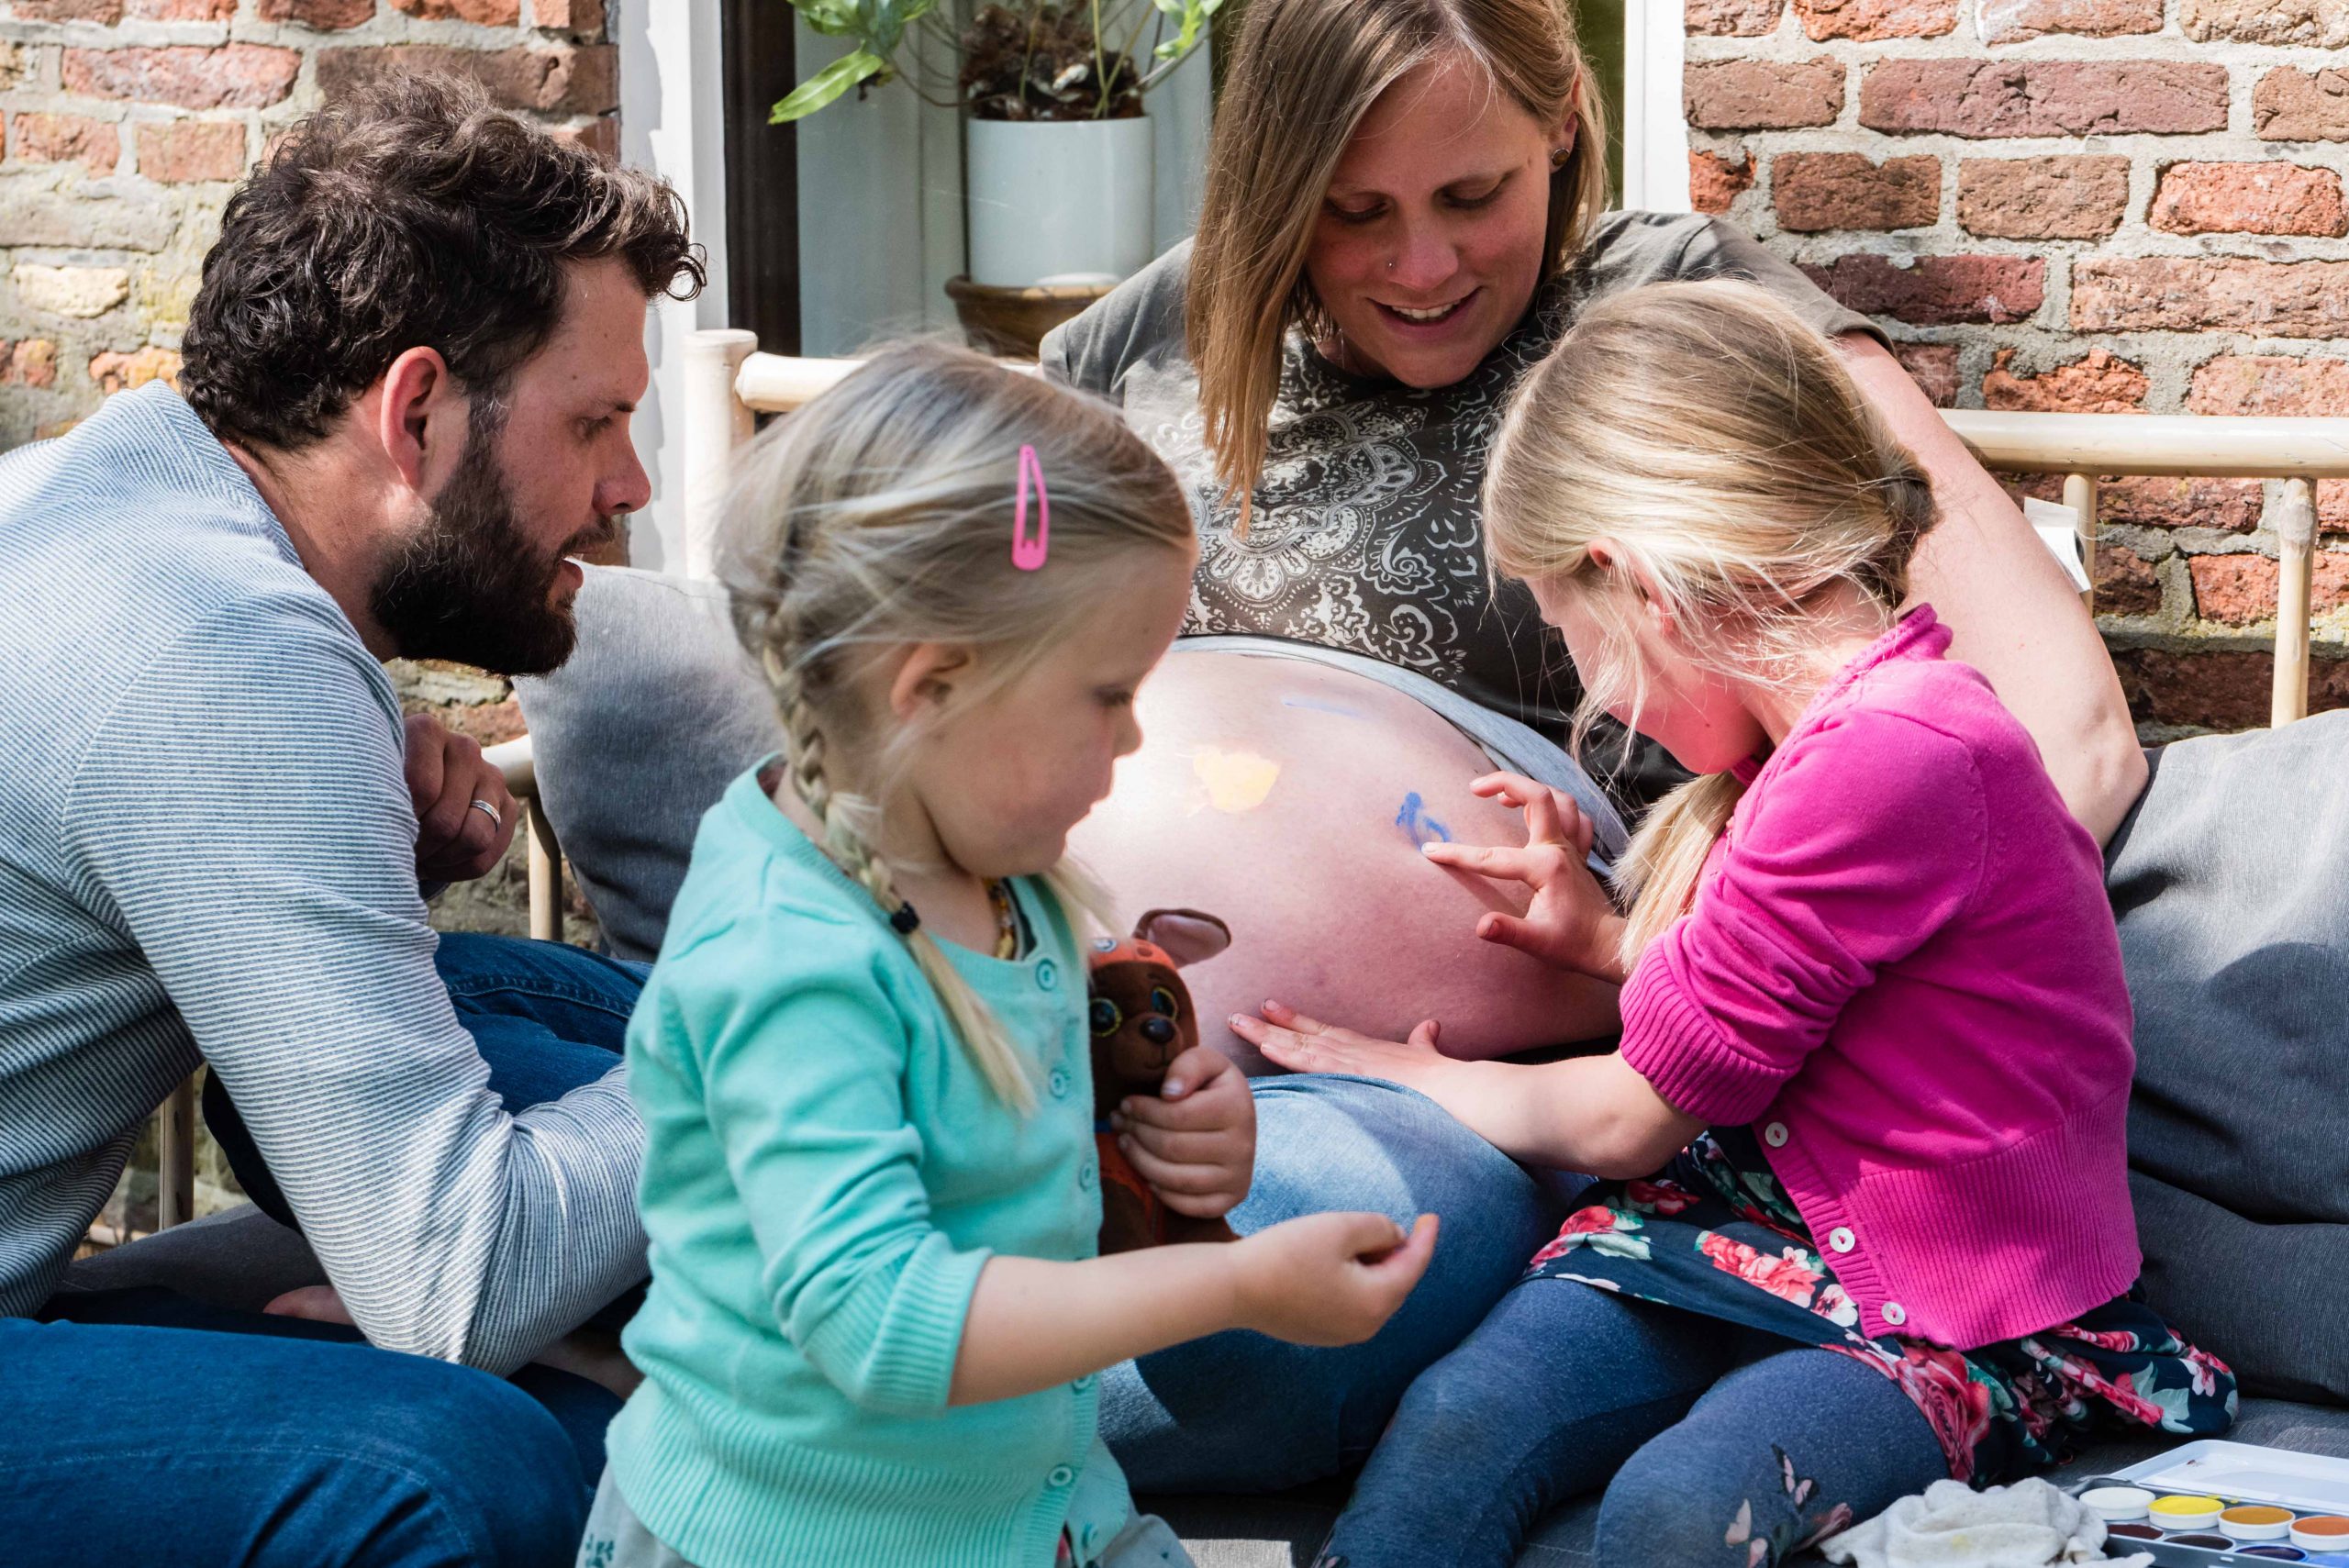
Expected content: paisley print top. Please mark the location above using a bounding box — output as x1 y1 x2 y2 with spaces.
1041 211 1881 809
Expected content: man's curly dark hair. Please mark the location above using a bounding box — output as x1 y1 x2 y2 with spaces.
183 73 704 452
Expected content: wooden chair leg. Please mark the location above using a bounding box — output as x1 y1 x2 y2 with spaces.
156 1074 196 1230
527 797 565 944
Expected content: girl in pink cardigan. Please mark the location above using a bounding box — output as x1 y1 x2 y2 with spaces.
1234 283 2234 1568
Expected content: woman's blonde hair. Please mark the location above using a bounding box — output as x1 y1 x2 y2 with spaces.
1483 280 1940 967
1188 0 1610 507
722 341 1195 1112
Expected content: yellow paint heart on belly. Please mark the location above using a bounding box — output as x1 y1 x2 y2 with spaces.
1189 747 1281 813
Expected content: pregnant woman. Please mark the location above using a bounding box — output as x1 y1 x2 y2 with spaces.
1048 0 2143 1496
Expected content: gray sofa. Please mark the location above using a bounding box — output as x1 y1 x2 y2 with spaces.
61 567 2349 1565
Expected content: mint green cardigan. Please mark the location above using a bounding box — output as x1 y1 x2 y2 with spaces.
606 769 1132 1568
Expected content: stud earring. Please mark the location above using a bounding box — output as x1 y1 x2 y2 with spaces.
1550 146 1570 170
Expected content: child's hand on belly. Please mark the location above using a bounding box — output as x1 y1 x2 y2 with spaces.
1421 771 1631 984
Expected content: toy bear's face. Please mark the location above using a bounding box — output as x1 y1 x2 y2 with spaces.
1088 948 1195 1117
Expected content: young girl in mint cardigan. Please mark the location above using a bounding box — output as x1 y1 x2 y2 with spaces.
579 345 1435 1568
1236 284 2235 1568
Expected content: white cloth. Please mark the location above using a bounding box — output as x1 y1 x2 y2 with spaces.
1819 1478 2150 1568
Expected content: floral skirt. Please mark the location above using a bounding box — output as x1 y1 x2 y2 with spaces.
1525 1126 2237 1485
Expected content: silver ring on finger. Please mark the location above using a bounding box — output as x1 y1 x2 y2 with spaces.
468 798 503 830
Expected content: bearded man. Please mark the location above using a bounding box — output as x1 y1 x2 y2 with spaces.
0 75 699 1567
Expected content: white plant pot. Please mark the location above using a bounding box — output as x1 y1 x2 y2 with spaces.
966 116 1155 288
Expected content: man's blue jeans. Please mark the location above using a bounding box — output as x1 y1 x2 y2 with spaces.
3 932 651 1568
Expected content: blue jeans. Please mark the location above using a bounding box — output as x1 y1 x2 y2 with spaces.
1323 1279 1946 1568
1103 1073 1583 1492
12 1287 599 1568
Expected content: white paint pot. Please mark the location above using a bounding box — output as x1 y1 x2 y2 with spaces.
966 115 1155 288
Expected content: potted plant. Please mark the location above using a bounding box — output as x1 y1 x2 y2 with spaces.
770 1 1219 304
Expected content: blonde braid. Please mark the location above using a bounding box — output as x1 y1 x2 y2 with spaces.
763 633 1038 1115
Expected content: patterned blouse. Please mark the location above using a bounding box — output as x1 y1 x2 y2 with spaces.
1041 211 1881 809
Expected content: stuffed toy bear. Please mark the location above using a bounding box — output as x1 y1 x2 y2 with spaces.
1086 907 1239 1255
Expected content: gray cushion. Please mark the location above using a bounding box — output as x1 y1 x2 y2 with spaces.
515 568 781 962
2105 711 2349 1402
54 1202 323 1312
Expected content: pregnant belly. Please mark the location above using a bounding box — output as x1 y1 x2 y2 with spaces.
1066 651 1620 1073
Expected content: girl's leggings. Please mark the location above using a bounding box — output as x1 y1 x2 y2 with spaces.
1319 1277 1948 1568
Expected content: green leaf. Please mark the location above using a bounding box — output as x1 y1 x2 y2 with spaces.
794 0 863 36
1151 0 1221 61
769 48 888 122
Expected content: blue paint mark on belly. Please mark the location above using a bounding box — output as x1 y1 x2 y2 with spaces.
1397 792 1452 845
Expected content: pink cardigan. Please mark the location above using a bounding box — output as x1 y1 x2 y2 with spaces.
1619 607 2140 1351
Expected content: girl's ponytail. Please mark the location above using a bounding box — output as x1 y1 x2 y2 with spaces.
1609 772 1747 970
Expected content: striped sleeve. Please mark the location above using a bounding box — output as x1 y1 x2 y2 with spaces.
62 595 647 1373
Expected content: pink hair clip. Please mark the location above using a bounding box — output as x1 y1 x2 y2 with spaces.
1011 443 1050 572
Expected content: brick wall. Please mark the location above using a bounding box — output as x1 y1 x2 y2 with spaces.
0 0 614 450
1684 0 2349 737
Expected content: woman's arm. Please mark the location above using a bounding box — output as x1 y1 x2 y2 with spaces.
1231 1004 1703 1180
1836 332 2147 843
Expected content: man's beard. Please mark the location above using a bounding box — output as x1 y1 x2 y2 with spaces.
367 408 608 676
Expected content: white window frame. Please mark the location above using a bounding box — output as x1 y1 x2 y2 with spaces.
1620 2 1692 214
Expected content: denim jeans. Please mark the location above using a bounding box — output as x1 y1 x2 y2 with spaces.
1102 1073 1584 1493
1321 1279 1946 1568
9 1286 601 1568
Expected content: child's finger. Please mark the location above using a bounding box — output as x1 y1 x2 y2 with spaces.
1520 787 1566 850
1152 1042 1234 1103
1116 1118 1241 1165
1119 1137 1237 1197
1421 840 1550 887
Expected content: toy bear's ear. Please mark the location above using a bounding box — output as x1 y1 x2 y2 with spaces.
1133 907 1232 969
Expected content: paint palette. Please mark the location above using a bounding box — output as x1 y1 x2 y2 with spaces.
2076 1442 2349 1563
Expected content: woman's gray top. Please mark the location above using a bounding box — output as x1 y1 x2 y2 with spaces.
1041 211 1882 807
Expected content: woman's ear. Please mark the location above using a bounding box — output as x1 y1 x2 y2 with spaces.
885 642 974 723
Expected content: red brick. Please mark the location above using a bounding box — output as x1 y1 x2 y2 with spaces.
137 120 248 184
61 47 301 112
430 695 529 747
126 0 237 17
1685 57 1844 131
2115 647 2349 731
2190 551 2349 627
2188 354 2349 418
1891 341 1958 407
88 345 181 395
256 0 374 24
6 338 57 389
1801 254 2043 327
2188 356 2349 535
1687 0 1782 33
1793 0 1956 39
1773 152 1939 232
1689 149 1754 215
10 113 120 175
1979 0 2164 41
553 115 619 160
533 0 604 30
2102 476 2265 533
2257 68 2349 143
2094 543 2163 617
1955 157 2128 240
1861 59 2230 139
2073 258 2349 339
315 45 618 116
2151 161 2348 239
389 0 520 21
2182 0 2349 46
1983 348 2148 414
12 0 125 20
